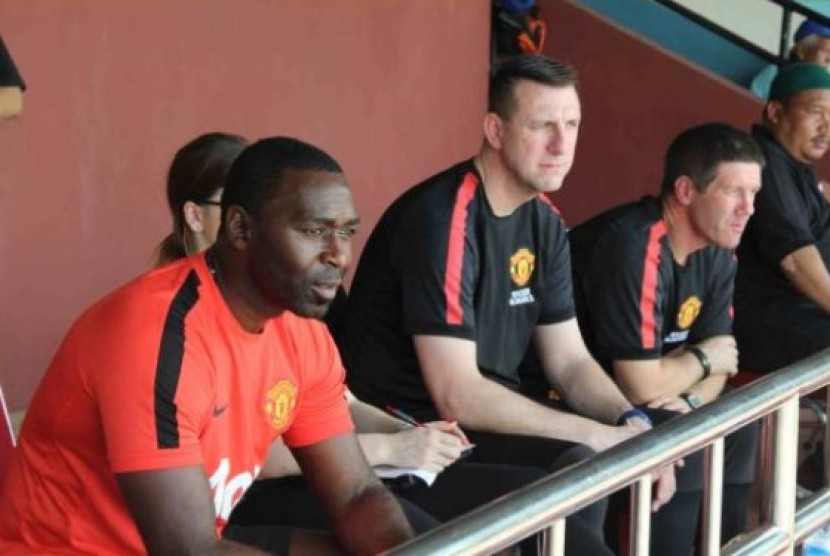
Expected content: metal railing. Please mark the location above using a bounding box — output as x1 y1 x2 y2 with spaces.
652 0 830 65
386 348 830 556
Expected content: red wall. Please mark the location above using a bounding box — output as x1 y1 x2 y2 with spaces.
0 1 490 408
541 0 767 225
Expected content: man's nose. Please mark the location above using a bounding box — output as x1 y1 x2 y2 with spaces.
547 128 565 154
738 192 755 216
322 233 350 268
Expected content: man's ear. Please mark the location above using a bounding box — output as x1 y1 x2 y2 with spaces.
182 201 205 234
765 100 784 125
793 43 810 62
483 112 504 150
674 175 697 206
224 206 252 249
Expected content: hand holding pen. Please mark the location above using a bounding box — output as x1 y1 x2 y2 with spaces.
386 405 474 456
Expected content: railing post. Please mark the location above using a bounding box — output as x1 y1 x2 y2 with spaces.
773 396 800 555
759 412 776 523
825 387 830 487
702 437 725 555
630 475 652 556
779 7 792 59
541 518 565 556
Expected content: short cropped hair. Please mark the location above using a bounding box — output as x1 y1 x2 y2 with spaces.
489 55 578 119
660 123 765 198
222 136 343 217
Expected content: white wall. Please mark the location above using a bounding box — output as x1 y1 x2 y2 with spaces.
675 0 830 54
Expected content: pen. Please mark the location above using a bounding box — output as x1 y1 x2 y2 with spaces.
387 404 476 457
385 405 424 428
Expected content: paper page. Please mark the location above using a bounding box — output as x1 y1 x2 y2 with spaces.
373 465 438 487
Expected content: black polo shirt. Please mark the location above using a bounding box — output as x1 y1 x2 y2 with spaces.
735 125 830 305
571 196 734 371
339 160 574 414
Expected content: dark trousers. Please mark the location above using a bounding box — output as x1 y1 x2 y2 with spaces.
450 401 757 556
604 407 759 556
228 475 437 535
228 463 550 554
454 429 612 556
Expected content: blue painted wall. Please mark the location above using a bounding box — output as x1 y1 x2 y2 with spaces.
571 0 768 87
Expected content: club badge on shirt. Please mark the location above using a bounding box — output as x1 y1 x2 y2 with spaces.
265 379 297 429
509 247 536 307
510 248 535 287
677 296 702 329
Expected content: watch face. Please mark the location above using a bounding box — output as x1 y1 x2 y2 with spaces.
684 393 703 409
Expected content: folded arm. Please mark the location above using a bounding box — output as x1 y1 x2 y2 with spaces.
781 244 830 315
615 335 736 406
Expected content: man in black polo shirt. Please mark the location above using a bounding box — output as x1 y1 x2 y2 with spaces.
735 62 830 373
338 55 676 555
570 123 762 549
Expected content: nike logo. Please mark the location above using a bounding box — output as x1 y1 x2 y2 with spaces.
213 404 228 417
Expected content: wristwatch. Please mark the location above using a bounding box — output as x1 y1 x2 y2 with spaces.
680 392 703 410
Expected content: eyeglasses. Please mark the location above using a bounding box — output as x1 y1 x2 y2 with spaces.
199 200 221 207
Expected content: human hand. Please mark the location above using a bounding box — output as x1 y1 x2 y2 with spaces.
387 425 464 472
695 337 738 377
586 421 645 451
651 464 676 512
647 396 691 414
424 420 470 446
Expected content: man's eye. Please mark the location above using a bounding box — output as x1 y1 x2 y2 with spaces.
338 228 358 238
300 228 327 237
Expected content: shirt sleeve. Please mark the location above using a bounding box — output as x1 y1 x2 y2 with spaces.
580 228 666 361
538 213 576 325
749 160 817 266
92 297 212 473
395 182 478 341
687 251 735 343
282 320 353 448
0 35 25 90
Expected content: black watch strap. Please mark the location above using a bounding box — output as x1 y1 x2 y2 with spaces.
686 345 711 379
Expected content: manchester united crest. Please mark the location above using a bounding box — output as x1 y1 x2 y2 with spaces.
509 248 535 287
265 380 298 429
676 296 702 329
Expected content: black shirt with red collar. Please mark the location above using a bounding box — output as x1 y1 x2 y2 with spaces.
570 196 734 371
339 159 574 415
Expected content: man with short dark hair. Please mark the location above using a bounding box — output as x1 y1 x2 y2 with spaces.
0 137 413 555
735 62 830 373
338 54 672 556
570 123 762 550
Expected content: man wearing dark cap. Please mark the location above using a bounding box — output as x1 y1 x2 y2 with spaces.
735 62 830 373
751 19 830 100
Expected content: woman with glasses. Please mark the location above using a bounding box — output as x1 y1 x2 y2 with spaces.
154 132 248 267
